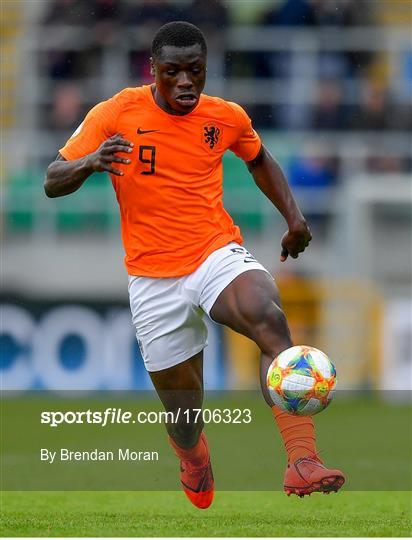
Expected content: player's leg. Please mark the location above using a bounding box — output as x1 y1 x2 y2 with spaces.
128 275 214 508
210 269 291 400
209 268 344 496
149 352 204 449
149 352 214 508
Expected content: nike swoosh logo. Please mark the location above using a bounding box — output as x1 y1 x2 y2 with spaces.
137 128 160 135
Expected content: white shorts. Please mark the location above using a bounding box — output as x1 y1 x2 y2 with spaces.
128 242 270 372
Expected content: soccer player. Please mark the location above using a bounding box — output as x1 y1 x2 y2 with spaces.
45 21 345 508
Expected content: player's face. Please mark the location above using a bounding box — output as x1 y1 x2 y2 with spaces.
151 44 206 115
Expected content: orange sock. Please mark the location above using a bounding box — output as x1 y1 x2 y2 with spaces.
168 433 208 467
272 405 318 464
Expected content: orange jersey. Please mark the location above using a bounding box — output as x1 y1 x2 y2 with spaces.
60 85 262 277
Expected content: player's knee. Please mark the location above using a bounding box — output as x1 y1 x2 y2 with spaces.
248 302 291 350
246 300 286 332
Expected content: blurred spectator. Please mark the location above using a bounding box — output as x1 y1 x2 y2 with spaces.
262 0 316 26
91 0 125 46
42 0 90 25
91 0 123 21
129 50 152 81
42 0 125 78
345 0 376 26
125 0 186 26
46 50 79 79
45 47 101 80
260 0 354 129
287 142 339 231
366 155 409 173
399 50 412 101
261 0 374 28
43 0 125 25
288 142 339 189
259 1 315 128
311 0 352 26
315 1 375 76
41 1 87 84
310 0 375 26
311 79 347 130
185 0 229 32
318 51 350 80
50 83 82 130
349 82 391 130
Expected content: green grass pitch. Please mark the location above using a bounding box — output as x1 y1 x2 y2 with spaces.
1 396 411 535
1 490 411 537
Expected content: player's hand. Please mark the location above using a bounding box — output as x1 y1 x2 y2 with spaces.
280 221 312 262
87 134 134 176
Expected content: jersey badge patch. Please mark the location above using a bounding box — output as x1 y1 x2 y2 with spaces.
203 124 221 150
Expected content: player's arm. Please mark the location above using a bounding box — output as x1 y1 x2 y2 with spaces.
44 134 133 198
247 145 312 261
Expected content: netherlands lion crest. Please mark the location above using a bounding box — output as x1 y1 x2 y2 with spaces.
203 125 221 149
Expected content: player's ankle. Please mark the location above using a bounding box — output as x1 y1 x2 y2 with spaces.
168 432 208 466
288 448 320 464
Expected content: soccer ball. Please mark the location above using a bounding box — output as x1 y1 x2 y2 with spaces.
267 345 337 416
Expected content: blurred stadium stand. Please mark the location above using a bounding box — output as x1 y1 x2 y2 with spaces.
1 0 411 391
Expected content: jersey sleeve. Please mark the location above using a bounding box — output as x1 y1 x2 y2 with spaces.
228 102 262 162
59 96 120 160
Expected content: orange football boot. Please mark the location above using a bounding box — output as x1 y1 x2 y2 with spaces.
171 432 215 509
284 456 345 497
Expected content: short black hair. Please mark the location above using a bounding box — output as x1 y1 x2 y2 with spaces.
151 21 207 60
